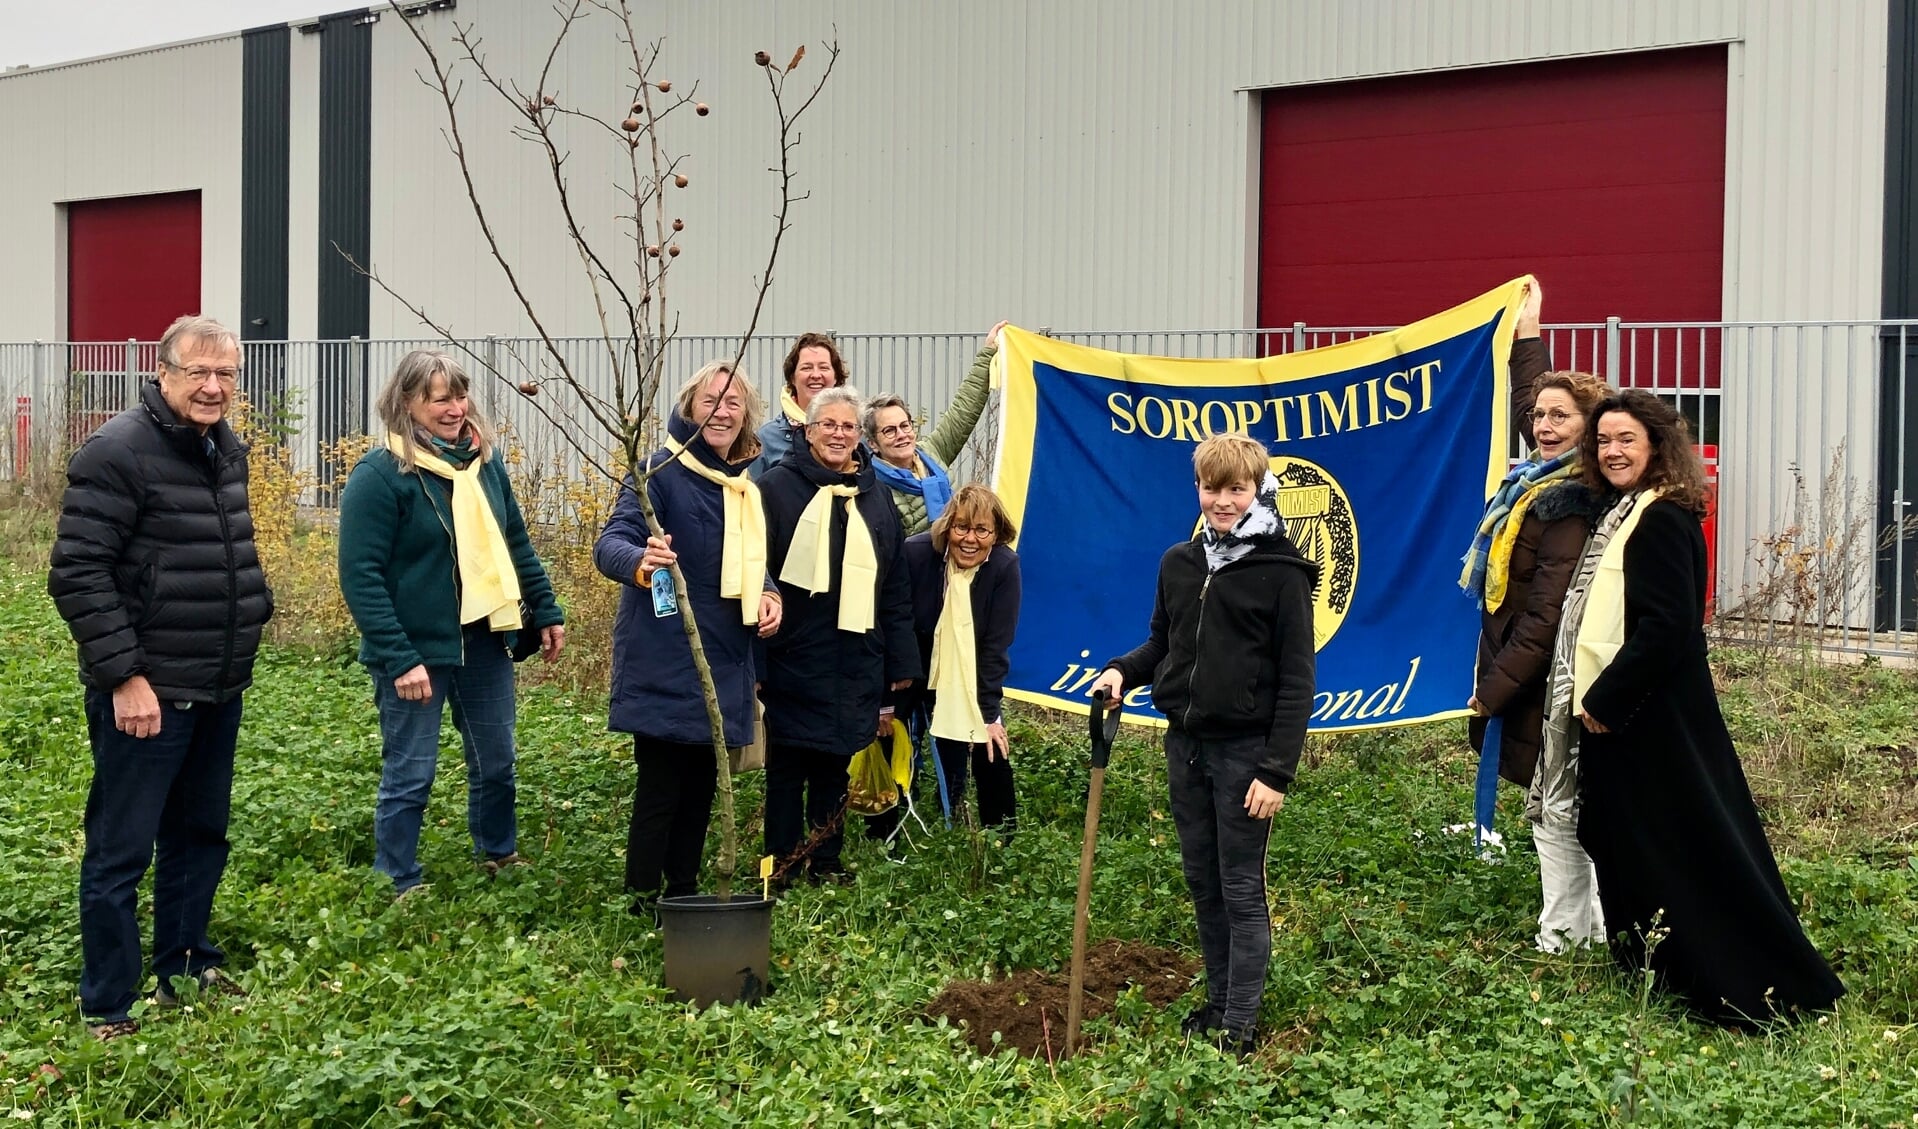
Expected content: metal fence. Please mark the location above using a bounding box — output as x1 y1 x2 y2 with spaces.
3 319 1912 654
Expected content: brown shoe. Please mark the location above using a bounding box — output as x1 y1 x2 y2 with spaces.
479 852 528 877
87 1019 140 1042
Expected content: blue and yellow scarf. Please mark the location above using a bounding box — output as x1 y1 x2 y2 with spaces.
1459 451 1579 610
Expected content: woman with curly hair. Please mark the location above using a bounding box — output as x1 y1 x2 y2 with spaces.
1556 389 1843 1025
1461 281 1611 953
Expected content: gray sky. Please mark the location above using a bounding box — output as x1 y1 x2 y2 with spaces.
2 1 330 69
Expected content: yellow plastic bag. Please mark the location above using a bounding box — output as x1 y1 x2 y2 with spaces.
846 719 912 815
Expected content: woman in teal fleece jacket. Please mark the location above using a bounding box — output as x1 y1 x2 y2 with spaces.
338 350 564 895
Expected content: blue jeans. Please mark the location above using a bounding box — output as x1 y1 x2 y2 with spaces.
79 692 243 1024
373 625 519 892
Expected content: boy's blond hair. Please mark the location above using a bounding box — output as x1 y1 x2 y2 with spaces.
1192 431 1268 490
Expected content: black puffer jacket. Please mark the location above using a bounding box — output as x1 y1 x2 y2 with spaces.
48 381 273 702
1108 537 1318 791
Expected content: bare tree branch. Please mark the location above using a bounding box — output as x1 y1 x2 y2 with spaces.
360 0 837 900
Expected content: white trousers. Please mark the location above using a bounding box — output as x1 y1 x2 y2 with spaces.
1534 812 1605 953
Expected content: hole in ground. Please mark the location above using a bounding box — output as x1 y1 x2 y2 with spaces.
925 939 1197 1057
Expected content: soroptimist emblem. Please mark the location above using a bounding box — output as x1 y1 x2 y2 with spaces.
1268 455 1358 651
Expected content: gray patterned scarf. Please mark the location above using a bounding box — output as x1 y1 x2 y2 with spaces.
1201 471 1283 573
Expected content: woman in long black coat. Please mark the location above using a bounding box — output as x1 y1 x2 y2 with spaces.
758 386 920 884
1566 389 1843 1025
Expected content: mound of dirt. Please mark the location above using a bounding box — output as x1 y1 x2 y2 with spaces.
925 939 1197 1057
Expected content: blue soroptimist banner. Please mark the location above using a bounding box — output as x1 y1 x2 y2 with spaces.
990 278 1527 732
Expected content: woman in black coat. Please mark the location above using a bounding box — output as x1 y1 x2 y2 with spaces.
1562 389 1843 1026
757 386 920 883
901 484 1023 830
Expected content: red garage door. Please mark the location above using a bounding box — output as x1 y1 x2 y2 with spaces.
68 190 202 343
1257 47 1727 331
64 191 201 439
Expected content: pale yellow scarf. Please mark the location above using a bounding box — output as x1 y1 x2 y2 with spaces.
658 438 768 624
779 483 877 632
780 389 807 426
928 559 989 743
392 434 522 631
1573 487 1666 712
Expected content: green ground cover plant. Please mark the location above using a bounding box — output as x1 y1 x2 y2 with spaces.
3 556 1917 1126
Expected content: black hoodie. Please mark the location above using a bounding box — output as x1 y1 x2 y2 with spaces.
1108 534 1319 791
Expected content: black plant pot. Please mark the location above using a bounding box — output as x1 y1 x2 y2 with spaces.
657 894 774 1006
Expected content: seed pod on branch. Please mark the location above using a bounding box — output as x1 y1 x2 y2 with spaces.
541 94 555 106
630 101 643 114
674 174 689 188
621 117 641 133
694 103 710 116
754 50 771 67
668 243 681 257
672 218 684 231
647 244 661 258
517 382 539 397
655 80 672 93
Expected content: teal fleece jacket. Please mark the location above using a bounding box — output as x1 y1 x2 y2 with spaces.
337 448 563 679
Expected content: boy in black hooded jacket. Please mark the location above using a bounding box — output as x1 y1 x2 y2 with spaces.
1091 432 1318 1057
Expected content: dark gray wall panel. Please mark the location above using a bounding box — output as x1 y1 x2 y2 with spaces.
241 24 291 352
316 9 371 341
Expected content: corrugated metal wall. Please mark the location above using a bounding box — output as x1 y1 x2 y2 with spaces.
357 0 1883 341
0 1 1890 341
0 37 245 341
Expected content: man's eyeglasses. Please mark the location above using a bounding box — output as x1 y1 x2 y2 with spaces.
166 362 240 388
1529 408 1579 426
809 420 859 435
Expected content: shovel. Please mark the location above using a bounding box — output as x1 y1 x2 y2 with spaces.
1064 688 1123 1058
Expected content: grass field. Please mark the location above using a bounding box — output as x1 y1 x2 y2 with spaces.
2 557 1917 1127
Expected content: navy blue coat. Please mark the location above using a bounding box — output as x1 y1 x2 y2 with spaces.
758 445 920 754
902 534 1021 723
594 418 765 747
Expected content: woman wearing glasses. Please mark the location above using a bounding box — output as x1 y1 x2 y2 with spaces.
899 485 1023 831
863 322 1007 536
1459 282 1611 952
757 386 920 885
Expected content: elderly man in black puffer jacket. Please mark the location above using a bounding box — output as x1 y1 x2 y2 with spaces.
48 314 273 1040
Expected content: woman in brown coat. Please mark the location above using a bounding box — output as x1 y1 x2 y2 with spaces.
1460 281 1610 952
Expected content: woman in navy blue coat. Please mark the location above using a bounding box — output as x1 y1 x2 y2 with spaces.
900 485 1023 830
594 363 782 915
